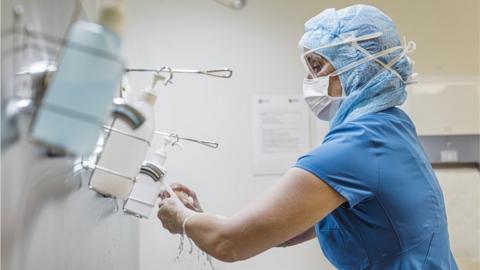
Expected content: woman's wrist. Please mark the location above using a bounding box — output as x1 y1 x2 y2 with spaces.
182 211 201 236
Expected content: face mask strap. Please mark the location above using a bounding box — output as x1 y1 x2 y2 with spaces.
339 34 417 84
303 32 384 56
301 32 384 78
331 45 404 76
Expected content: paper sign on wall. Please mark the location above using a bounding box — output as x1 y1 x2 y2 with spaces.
252 95 310 176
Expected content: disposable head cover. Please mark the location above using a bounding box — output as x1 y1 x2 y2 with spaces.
299 4 415 128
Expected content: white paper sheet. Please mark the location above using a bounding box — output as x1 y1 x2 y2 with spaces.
252 95 310 175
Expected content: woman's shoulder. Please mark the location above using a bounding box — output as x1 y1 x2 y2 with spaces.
325 107 415 142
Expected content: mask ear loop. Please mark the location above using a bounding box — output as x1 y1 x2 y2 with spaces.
349 35 418 85
384 38 418 85
349 42 406 83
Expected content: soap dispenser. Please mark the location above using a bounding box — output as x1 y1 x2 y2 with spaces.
123 135 175 218
31 2 126 155
88 74 161 199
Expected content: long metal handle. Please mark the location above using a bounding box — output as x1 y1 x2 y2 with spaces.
155 131 219 149
180 137 219 148
170 68 233 78
125 67 233 79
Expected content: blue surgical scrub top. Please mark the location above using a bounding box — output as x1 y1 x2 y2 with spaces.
295 107 458 270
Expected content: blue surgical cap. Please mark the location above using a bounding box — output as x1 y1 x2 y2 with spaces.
299 4 414 128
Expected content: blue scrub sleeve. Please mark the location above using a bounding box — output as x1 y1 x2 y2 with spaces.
294 124 377 208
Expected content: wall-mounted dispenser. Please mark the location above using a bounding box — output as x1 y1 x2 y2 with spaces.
85 64 229 203
88 74 162 199
123 135 174 218
123 132 219 218
31 3 127 155
402 76 480 167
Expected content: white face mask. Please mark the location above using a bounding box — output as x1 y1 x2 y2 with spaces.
302 76 343 121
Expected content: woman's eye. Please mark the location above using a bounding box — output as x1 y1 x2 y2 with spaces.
312 61 323 71
306 55 325 74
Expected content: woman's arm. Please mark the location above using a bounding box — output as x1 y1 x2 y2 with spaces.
160 167 345 262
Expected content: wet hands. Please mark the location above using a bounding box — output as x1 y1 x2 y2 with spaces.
157 183 203 234
159 183 203 212
157 197 194 234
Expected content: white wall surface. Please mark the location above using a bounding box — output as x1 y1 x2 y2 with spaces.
121 1 480 269
435 168 480 269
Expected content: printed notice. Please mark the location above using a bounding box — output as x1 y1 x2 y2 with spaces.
252 95 310 175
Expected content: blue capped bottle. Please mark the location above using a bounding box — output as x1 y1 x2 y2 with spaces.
31 3 125 155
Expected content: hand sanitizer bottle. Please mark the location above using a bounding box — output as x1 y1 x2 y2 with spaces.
123 135 174 218
31 3 125 155
89 79 158 199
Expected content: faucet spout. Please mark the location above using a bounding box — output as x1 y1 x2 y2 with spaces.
1 98 33 150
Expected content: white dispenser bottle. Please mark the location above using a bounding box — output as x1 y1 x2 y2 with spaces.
123 136 174 218
89 83 158 199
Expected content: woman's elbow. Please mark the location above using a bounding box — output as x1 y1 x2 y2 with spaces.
212 251 238 263
202 220 258 263
208 232 253 263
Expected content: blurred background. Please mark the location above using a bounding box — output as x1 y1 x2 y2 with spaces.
1 0 479 270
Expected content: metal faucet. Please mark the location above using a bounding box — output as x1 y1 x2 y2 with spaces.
1 61 54 151
1 98 33 150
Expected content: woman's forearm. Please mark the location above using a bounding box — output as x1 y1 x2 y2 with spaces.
178 168 346 263
184 212 280 262
183 213 240 262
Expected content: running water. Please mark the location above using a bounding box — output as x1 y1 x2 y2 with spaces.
160 179 215 270
175 236 214 270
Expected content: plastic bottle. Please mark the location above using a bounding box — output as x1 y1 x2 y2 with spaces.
123 136 175 218
31 3 125 155
89 82 157 199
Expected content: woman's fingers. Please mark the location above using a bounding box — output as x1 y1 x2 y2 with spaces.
165 182 203 212
158 190 170 200
159 191 195 210
170 182 198 200
157 198 189 235
175 191 196 210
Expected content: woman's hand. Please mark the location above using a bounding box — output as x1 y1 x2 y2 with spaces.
157 197 195 234
159 183 203 212
157 183 202 234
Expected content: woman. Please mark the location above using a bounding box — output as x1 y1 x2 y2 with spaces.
158 5 458 269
